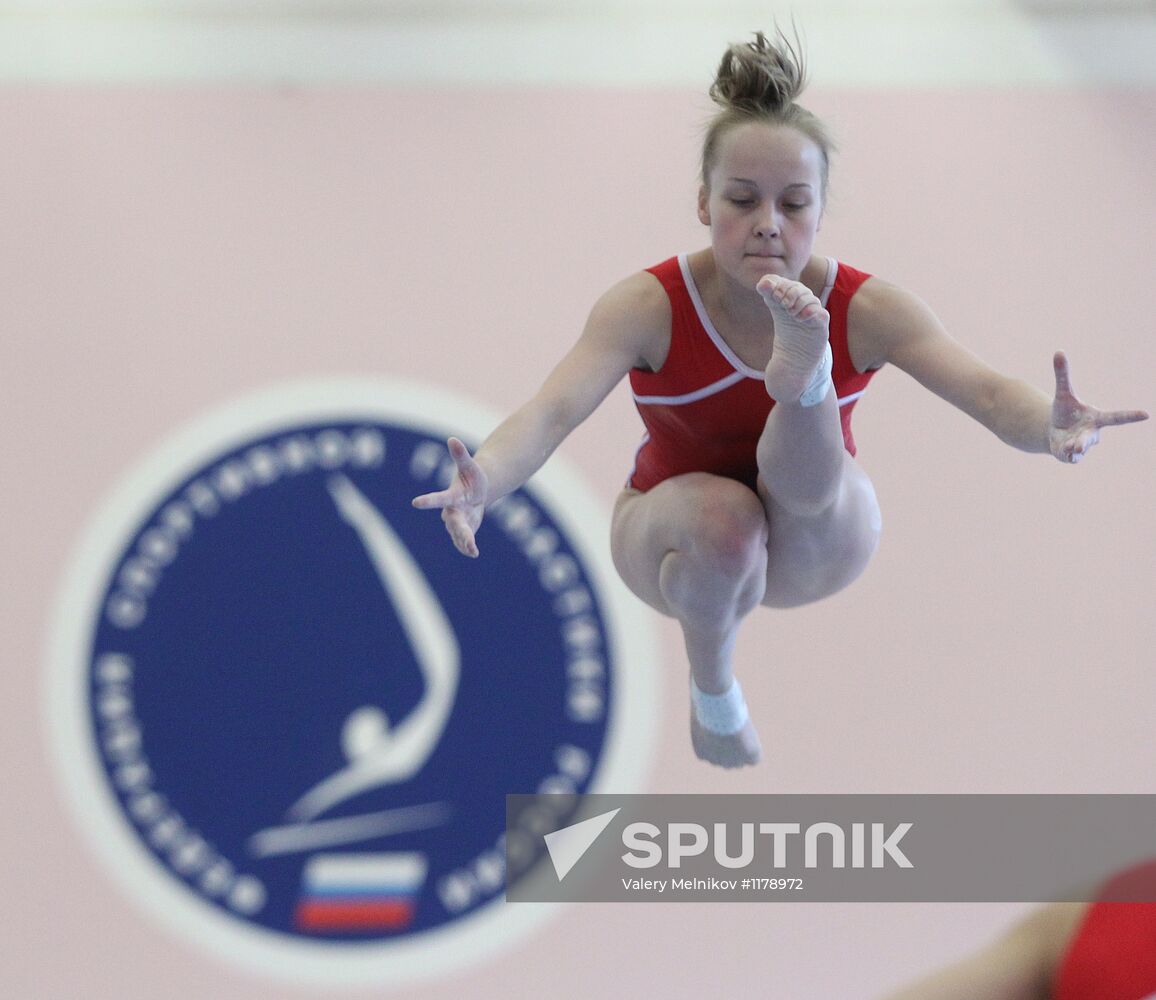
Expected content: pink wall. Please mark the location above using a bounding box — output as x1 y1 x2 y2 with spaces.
5 86 1154 997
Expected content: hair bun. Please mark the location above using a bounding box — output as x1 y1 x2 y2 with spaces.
699 27 833 198
709 30 808 117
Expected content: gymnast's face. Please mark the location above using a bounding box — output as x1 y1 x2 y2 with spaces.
698 122 824 286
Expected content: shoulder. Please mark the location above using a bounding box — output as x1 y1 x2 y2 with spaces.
881 900 1089 1000
1012 901 1090 977
846 274 935 335
960 901 1089 1000
583 269 672 371
1026 901 1093 1000
846 274 948 371
589 268 671 322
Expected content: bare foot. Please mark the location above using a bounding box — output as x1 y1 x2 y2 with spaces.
690 710 763 769
757 273 830 404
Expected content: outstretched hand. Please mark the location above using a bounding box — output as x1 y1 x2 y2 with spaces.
411 437 489 557
1049 351 1148 463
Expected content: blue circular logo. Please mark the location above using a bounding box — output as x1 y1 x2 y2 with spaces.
48 380 657 987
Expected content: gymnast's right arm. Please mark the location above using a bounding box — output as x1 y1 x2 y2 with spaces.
412 272 669 557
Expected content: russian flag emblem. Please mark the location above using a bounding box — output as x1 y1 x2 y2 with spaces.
295 852 428 933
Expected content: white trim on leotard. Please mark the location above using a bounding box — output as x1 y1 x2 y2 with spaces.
818 255 838 307
678 253 764 380
631 254 858 409
632 370 748 406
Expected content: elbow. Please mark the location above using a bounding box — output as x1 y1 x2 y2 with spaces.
537 396 583 450
967 381 1001 436
977 374 1019 435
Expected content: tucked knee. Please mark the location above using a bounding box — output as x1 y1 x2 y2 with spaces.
685 484 768 573
853 476 883 552
657 483 768 612
839 508 881 581
823 477 881 584
762 477 881 608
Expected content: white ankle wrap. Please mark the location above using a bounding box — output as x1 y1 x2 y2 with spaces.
690 678 749 735
798 342 833 407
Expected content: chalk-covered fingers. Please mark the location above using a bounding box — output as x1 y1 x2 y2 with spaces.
1048 352 1149 464
411 437 489 557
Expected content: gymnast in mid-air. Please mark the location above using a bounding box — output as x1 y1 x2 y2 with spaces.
413 30 1147 769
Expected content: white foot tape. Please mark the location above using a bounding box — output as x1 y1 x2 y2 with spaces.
690 678 749 735
798 342 833 407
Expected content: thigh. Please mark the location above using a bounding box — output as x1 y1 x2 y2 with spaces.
610 472 768 616
758 454 883 609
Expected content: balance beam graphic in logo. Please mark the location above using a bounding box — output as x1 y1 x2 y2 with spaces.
249 473 453 932
49 380 658 988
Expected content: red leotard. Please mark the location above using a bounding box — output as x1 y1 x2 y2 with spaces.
1052 860 1156 1000
627 254 877 492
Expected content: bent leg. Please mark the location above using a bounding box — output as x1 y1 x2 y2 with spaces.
755 390 882 608
751 272 882 606
611 473 768 767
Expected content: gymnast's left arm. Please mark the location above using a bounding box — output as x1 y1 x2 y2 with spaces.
849 278 1148 463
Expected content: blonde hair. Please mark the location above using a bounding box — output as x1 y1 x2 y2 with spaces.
702 29 835 199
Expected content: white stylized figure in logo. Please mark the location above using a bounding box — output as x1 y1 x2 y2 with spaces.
282 473 460 823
